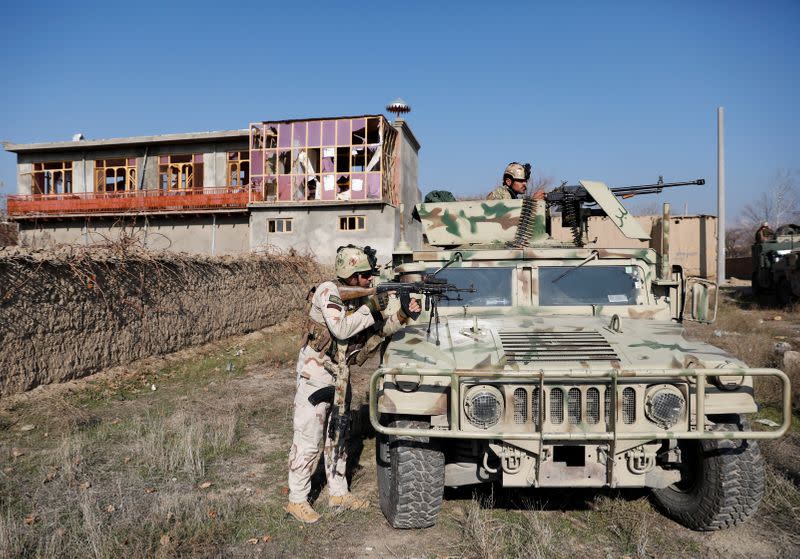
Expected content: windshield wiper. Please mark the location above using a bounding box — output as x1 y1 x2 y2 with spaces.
552 250 599 283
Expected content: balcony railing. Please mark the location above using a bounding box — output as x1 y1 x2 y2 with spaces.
6 187 260 216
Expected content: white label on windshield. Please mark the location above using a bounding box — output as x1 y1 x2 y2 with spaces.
625 266 632 273
634 281 642 289
608 294 628 303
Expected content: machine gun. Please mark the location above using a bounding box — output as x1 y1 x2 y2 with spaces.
545 177 705 246
339 252 475 346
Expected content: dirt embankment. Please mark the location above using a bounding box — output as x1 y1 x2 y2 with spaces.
0 246 322 396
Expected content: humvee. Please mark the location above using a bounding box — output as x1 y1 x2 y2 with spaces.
752 223 800 304
370 180 791 531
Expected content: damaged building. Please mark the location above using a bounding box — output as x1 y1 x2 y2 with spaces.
3 115 422 264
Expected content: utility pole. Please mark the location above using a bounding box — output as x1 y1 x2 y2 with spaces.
717 107 726 284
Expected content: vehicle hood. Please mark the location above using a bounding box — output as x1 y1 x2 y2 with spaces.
382 313 743 371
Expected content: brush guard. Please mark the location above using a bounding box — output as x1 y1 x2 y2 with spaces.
369 367 791 441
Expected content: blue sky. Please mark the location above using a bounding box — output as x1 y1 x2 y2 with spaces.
1 0 797 221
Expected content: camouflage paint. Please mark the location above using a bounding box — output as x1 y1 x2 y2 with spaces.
371 186 791 491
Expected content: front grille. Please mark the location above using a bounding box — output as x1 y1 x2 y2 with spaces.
567 388 581 424
551 388 564 424
586 387 600 424
499 330 618 363
622 387 636 424
501 385 642 428
532 388 544 428
513 388 527 424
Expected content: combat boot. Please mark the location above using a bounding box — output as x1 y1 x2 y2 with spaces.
329 492 369 510
284 501 321 524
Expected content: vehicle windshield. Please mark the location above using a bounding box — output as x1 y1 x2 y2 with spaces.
430 267 513 306
538 265 642 306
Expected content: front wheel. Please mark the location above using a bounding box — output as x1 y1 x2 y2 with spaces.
376 417 445 529
651 416 765 530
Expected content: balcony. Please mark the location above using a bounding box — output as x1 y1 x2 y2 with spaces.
6 187 260 217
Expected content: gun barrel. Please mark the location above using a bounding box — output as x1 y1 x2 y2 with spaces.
611 179 705 196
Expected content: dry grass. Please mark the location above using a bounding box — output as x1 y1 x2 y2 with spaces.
686 290 800 408
761 465 800 542
450 492 562 559
130 410 239 481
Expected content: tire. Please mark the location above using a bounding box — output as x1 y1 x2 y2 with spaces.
651 416 765 531
377 417 445 529
777 278 793 306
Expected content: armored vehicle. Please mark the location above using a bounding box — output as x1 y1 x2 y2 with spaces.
752 223 800 304
369 180 791 531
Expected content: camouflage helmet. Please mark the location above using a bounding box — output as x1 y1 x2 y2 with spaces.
503 162 532 182
335 245 373 279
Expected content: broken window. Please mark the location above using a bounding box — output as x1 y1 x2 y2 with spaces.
227 151 249 187
158 154 204 191
248 116 393 203
267 218 293 233
32 161 73 195
338 215 365 231
250 124 264 150
94 158 137 193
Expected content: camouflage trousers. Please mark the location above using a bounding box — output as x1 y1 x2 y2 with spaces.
287 345 348 503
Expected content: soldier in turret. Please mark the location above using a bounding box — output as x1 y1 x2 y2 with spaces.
755 221 774 243
487 162 529 200
487 162 546 202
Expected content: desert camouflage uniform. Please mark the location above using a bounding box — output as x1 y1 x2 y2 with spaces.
486 185 516 200
287 280 404 504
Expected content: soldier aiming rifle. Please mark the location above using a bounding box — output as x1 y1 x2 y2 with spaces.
285 245 421 524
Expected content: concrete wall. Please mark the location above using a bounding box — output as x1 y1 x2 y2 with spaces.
393 120 424 249
0 247 323 396
250 204 399 265
726 256 753 280
550 214 718 278
17 214 250 256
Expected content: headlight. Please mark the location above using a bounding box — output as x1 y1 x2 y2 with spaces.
645 385 685 429
464 385 504 429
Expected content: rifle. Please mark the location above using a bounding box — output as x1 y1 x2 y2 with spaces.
327 253 475 463
327 343 351 467
338 252 476 346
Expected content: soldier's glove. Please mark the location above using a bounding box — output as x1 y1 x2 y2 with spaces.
398 291 421 321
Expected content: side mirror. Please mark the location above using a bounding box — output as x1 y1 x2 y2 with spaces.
683 277 718 323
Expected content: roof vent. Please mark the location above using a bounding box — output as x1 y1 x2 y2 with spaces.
72 133 85 141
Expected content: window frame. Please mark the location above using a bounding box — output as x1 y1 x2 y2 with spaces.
338 215 366 231
267 217 293 234
158 153 205 191
227 150 250 187
31 161 73 195
94 158 137 193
